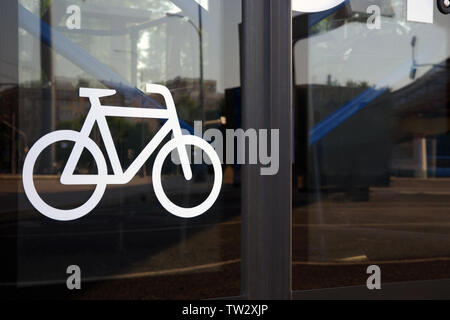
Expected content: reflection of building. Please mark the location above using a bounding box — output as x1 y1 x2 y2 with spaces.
390 58 450 177
19 76 142 124
294 83 392 191
18 78 88 133
393 58 450 136
165 77 223 117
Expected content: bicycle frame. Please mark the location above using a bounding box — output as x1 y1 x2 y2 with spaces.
60 84 192 186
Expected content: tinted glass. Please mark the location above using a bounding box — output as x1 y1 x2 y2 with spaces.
293 0 450 290
1 0 242 299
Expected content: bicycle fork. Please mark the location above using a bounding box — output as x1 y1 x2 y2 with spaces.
147 83 193 181
167 106 193 181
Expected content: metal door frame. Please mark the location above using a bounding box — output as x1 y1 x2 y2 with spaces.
241 0 292 300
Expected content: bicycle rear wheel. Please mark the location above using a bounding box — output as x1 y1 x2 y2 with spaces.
22 130 107 221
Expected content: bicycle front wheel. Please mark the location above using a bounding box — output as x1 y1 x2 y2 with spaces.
152 135 223 218
22 130 107 221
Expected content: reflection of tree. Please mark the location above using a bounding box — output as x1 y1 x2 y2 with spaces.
325 75 372 89
175 94 200 123
345 80 370 89
119 0 189 85
39 0 52 17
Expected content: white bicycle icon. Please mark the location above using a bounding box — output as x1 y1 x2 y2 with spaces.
22 84 223 221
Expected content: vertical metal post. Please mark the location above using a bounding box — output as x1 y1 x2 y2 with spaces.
40 0 56 172
242 0 292 299
130 31 138 87
0 0 18 288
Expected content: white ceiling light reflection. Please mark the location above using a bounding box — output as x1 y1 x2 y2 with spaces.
291 0 346 12
166 3 182 14
194 0 209 11
407 0 434 23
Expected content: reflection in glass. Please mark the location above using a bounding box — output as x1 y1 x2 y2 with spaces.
0 0 242 299
293 0 450 290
